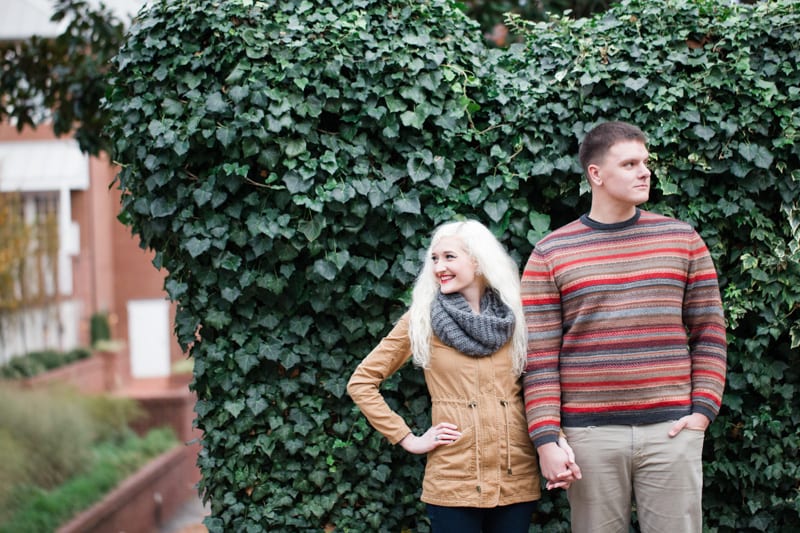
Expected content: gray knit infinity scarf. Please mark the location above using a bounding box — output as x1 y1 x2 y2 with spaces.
431 290 514 357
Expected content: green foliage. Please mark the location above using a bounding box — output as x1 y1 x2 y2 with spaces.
90 312 112 346
106 0 484 530
0 384 145 522
0 427 177 533
481 2 800 530
104 0 800 531
0 347 90 379
0 0 128 154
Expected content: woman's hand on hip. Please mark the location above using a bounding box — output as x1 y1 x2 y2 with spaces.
399 422 461 454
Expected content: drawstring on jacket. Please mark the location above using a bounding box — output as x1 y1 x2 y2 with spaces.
469 400 481 493
501 399 512 474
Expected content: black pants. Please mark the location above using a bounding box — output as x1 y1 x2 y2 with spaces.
426 501 537 533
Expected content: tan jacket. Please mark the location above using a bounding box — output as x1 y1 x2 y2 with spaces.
347 313 541 507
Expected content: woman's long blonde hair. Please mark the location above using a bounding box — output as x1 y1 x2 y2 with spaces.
408 220 526 375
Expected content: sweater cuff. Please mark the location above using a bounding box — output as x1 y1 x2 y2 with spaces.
532 432 560 449
692 403 719 423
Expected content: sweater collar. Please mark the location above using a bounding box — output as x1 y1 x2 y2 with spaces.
580 208 641 230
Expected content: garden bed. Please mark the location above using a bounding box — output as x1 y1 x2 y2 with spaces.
57 441 201 533
2 351 203 532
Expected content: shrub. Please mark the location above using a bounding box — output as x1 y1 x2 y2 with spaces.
0 347 90 379
104 0 800 530
0 384 144 519
0 427 177 533
89 312 112 346
480 2 800 529
106 0 487 530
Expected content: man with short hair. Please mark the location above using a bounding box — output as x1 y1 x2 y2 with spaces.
522 121 727 532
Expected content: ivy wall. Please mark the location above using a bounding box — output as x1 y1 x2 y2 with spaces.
104 0 800 531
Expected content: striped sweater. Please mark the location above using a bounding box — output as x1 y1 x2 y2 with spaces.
521 209 727 448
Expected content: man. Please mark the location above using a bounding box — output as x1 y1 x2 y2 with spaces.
521 121 727 532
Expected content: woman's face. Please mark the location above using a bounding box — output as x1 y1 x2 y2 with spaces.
430 236 483 297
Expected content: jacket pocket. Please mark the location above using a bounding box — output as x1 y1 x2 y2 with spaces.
429 400 476 480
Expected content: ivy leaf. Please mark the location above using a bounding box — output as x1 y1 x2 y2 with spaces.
371 464 391 483
403 33 431 47
285 439 304 455
221 286 241 302
283 171 312 194
205 309 231 329
298 217 324 241
224 399 245 418
165 279 188 299
365 259 389 278
194 400 213 418
289 316 313 337
313 259 337 281
285 139 307 158
308 470 327 487
236 352 259 374
150 197 177 217
206 92 227 113
216 125 236 147
407 155 432 182
623 77 648 91
400 109 426 129
320 150 338 174
394 195 421 215
483 199 508 222
323 378 347 398
528 210 550 236
384 95 406 112
185 237 211 257
193 188 213 206
289 408 314 436
693 125 715 141
737 143 774 169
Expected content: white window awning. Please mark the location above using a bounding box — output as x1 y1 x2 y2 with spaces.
0 139 90 192
0 0 147 42
0 0 66 41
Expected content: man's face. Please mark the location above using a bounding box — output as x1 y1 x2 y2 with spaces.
589 140 651 208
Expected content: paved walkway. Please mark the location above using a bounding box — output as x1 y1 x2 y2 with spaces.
158 494 209 533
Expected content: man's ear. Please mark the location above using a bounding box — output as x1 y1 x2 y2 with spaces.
587 164 602 186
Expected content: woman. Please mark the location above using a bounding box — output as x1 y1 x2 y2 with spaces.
348 220 548 533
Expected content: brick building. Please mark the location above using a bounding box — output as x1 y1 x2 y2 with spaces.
0 0 183 384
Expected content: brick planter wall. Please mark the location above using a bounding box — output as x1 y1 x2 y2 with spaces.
57 442 202 533
19 349 124 393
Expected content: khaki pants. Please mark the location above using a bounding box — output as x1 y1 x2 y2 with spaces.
563 421 705 533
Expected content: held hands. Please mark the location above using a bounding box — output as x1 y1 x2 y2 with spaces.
539 436 582 490
399 422 461 454
668 413 710 437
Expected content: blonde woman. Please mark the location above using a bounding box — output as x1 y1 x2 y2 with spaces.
348 220 561 532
